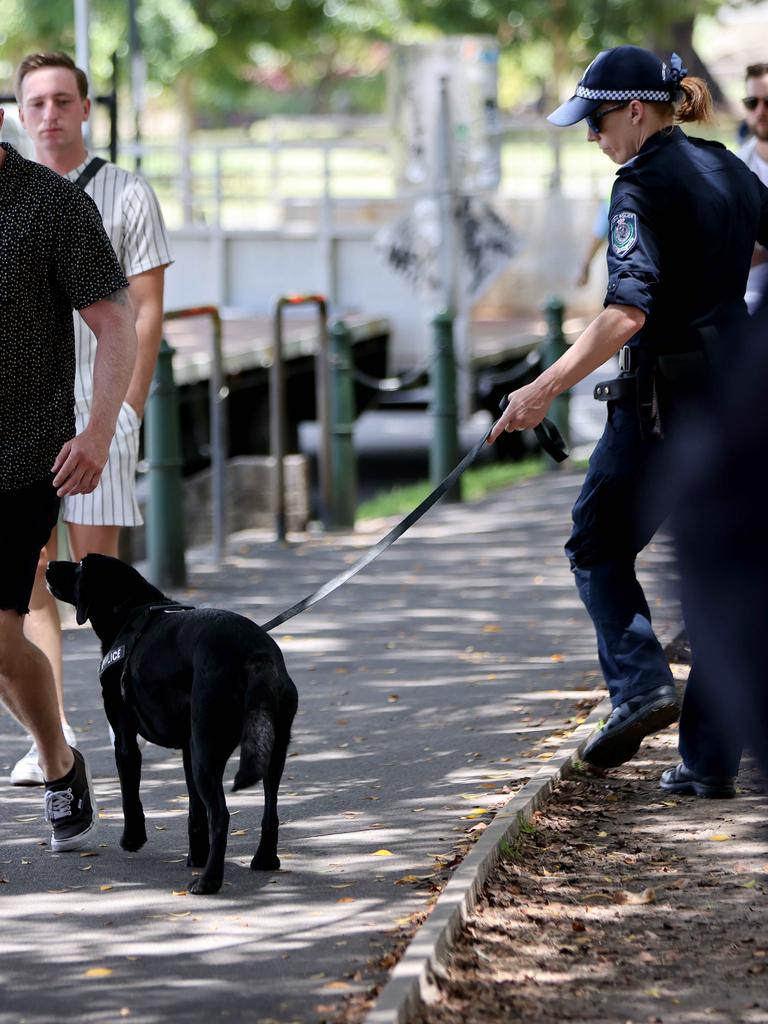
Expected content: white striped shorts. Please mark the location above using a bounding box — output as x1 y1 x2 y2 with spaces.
63 399 143 526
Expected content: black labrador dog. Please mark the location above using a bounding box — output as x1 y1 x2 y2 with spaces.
46 554 298 895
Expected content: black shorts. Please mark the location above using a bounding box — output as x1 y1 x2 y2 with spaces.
0 476 60 615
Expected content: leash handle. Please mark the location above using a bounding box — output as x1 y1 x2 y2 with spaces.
533 420 569 463
497 397 569 463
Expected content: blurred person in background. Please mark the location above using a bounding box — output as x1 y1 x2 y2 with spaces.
670 286 768 786
739 62 768 312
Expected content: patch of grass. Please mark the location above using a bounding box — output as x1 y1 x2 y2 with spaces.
498 837 517 860
357 457 546 521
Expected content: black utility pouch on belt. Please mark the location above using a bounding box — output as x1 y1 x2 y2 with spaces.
593 346 663 440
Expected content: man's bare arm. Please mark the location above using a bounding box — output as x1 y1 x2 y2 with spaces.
124 265 167 419
52 287 137 496
489 304 646 443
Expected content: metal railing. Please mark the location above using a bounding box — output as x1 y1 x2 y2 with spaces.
117 114 626 231
271 295 330 541
163 305 228 561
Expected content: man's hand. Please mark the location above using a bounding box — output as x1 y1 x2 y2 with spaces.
51 427 111 496
488 381 552 445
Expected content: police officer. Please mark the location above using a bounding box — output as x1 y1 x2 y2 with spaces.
489 45 768 780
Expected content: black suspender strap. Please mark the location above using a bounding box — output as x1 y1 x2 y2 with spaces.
73 156 107 190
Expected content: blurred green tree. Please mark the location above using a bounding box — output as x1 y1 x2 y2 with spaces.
400 0 735 107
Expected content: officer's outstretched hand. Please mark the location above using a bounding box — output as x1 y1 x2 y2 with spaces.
488 381 551 444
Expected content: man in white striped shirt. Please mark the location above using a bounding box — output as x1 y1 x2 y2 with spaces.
11 52 173 785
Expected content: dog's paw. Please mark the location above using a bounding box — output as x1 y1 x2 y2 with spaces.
189 875 222 895
120 827 147 852
250 851 281 871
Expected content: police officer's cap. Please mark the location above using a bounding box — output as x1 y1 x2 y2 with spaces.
548 46 687 126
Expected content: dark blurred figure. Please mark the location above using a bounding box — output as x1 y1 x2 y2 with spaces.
670 288 768 786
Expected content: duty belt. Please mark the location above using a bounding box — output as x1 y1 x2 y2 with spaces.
594 345 639 402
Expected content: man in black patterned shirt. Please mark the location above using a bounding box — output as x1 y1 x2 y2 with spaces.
0 106 137 852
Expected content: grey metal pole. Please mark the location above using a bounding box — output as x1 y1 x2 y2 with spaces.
431 79 460 498
208 309 227 560
436 76 457 315
127 0 145 173
270 303 287 542
315 299 332 528
328 319 356 528
74 0 91 148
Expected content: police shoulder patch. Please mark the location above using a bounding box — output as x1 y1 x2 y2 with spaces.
610 211 638 258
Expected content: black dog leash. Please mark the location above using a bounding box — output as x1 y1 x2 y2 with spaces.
260 405 568 633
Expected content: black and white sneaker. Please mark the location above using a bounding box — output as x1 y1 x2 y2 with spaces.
44 748 98 852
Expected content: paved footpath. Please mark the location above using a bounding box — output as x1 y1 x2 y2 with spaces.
0 468 678 1024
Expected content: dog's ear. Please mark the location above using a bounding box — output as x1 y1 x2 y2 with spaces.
74 564 90 626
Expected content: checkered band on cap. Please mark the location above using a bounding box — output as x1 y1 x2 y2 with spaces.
575 85 672 102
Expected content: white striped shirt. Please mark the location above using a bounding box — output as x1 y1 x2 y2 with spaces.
65 154 174 405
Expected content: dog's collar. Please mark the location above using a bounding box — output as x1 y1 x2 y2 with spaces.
99 602 194 680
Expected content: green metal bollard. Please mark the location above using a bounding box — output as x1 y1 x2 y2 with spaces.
328 319 357 529
542 298 570 461
430 310 461 501
145 337 187 588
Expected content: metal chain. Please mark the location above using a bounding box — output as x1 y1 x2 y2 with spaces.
338 340 544 395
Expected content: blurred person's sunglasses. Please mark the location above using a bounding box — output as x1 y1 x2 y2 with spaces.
586 101 630 134
743 96 768 111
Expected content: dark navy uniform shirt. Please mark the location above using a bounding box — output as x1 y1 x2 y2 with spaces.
605 126 768 356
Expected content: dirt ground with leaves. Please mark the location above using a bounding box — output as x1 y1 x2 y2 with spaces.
411 726 768 1024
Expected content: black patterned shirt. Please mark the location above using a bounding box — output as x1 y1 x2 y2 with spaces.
0 143 128 490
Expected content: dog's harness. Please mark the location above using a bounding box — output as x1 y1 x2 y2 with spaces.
99 602 193 702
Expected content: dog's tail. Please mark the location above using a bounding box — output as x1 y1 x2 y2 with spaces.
233 705 275 791
232 669 277 791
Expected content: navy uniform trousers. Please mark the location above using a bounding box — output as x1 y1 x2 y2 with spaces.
565 397 742 778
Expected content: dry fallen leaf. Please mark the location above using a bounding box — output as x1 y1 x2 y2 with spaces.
709 834 732 842
372 849 393 857
615 887 656 905
83 967 113 978
336 897 355 904
99 885 113 892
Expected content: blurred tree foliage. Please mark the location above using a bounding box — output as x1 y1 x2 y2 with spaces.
0 0 754 118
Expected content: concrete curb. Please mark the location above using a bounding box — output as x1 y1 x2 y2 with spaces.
363 696 612 1024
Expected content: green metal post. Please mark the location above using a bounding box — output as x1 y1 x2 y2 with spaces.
430 310 461 501
146 338 186 588
328 319 357 529
543 298 570 459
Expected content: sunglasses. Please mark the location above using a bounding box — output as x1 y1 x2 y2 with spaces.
743 96 768 111
586 101 630 134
